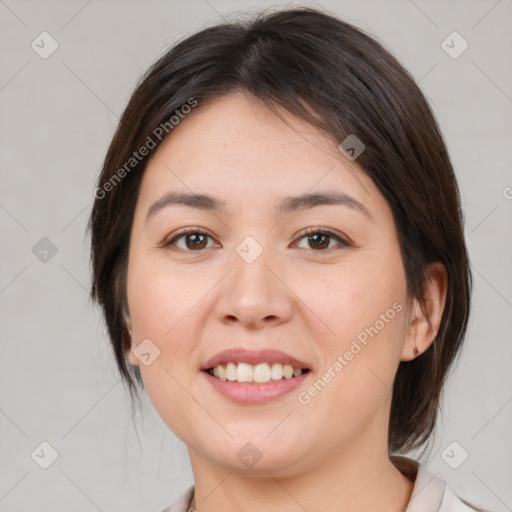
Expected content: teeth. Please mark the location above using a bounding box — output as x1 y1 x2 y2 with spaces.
237 362 254 382
225 362 237 381
209 362 305 384
253 363 271 383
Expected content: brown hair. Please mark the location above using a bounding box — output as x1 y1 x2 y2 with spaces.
87 6 472 455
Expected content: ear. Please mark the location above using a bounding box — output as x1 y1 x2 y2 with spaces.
401 262 448 361
123 306 140 367
128 346 140 367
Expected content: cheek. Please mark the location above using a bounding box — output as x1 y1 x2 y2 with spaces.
299 262 404 341
126 259 210 442
127 252 205 341
296 260 406 400
126 253 192 375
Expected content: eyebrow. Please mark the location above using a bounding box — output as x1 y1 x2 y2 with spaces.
277 191 371 219
146 190 372 222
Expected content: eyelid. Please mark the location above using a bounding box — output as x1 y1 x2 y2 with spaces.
159 226 218 248
160 225 351 252
293 226 350 249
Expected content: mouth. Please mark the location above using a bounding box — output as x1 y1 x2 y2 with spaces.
200 347 312 383
199 348 312 403
203 362 311 384
201 365 312 405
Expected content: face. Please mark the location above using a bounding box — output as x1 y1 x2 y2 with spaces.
125 91 415 476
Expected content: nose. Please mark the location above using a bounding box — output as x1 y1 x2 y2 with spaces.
215 244 294 330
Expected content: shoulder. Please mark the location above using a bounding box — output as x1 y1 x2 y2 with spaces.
441 482 491 512
401 458 489 512
159 484 194 512
159 465 493 512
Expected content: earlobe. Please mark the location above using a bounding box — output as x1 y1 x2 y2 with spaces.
123 307 139 367
401 262 448 362
127 331 140 367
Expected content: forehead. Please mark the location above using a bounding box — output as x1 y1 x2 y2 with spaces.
136 91 385 217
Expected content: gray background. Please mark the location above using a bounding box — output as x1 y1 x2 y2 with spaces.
1 0 511 510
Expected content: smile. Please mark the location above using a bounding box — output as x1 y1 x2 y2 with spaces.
206 362 309 383
202 365 311 404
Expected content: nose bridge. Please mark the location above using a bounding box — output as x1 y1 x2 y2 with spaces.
231 234 278 305
216 233 293 327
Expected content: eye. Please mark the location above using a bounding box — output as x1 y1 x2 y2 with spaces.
162 228 218 251
160 227 349 253
294 227 349 251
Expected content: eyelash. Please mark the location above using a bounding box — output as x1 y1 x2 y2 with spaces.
160 226 350 253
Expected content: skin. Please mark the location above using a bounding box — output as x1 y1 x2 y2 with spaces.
125 91 447 512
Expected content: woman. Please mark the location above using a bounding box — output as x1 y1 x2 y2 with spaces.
88 7 485 512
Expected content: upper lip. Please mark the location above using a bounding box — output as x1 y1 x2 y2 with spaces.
201 348 311 370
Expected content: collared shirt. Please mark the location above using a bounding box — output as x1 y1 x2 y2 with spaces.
160 461 482 512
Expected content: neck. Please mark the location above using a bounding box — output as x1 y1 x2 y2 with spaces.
187 442 415 512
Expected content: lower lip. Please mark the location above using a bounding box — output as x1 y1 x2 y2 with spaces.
201 370 311 405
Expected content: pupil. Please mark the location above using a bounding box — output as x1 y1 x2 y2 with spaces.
310 233 328 249
188 234 205 249
184 233 330 250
